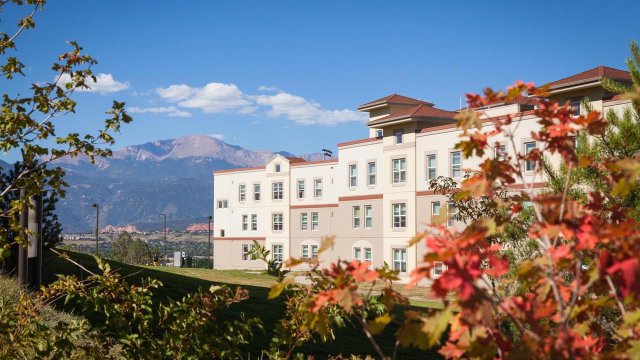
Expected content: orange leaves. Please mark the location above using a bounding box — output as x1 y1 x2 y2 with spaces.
349 260 379 282
606 258 640 297
309 259 382 314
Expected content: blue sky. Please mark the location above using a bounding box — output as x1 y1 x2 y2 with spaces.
2 0 639 162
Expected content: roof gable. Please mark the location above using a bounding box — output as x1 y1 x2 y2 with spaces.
358 93 434 110
544 66 631 89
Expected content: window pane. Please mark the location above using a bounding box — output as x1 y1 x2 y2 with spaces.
354 247 362 260
364 248 372 262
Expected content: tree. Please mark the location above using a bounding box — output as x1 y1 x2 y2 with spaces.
110 232 152 265
0 0 132 261
0 161 63 273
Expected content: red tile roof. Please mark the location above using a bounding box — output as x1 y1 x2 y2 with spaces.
358 93 434 110
290 159 338 166
337 137 381 148
544 66 631 89
285 157 306 164
368 104 457 125
214 166 265 174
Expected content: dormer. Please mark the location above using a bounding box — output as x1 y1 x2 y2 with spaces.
358 93 457 138
358 94 433 122
265 154 306 176
543 66 631 114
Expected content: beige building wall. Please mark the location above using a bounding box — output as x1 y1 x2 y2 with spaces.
213 239 265 270
213 80 634 276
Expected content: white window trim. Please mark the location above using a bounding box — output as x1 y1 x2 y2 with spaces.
392 158 406 184
297 180 305 200
364 205 373 229
314 178 323 198
426 153 437 181
352 206 361 229
392 203 407 229
450 151 461 179
311 212 319 231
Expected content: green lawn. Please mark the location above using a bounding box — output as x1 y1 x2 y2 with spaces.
47 251 443 359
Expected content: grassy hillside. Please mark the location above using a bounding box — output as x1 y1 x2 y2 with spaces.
47 251 443 359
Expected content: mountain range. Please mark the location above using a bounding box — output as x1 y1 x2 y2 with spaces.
42 134 325 232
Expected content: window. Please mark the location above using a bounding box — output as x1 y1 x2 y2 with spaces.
242 215 248 231
297 180 305 199
431 201 441 218
392 158 406 183
239 184 246 202
433 261 444 276
242 244 252 261
494 144 507 161
300 213 308 230
451 151 461 178
524 141 537 172
272 244 283 263
349 164 357 187
254 183 261 201
272 182 283 200
314 179 323 198
376 129 383 139
220 229 225 237
364 205 373 229
352 206 361 229
392 248 407 273
301 244 319 259
394 129 404 144
272 213 283 231
275 163 281 172
447 202 457 227
354 247 373 263
222 200 228 208
368 162 376 186
311 212 319 231
570 98 581 116
354 247 362 261
427 154 437 181
251 214 258 231
392 203 407 228
217 200 223 208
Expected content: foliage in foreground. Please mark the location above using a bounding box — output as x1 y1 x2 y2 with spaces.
0 0 132 261
266 46 640 359
1 258 260 359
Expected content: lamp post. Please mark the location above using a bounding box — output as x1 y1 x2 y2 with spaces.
161 213 167 266
92 203 99 256
208 215 213 269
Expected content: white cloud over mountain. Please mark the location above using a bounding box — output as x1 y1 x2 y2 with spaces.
58 73 129 94
127 106 191 118
148 82 366 126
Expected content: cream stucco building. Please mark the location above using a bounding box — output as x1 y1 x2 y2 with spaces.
212 66 633 278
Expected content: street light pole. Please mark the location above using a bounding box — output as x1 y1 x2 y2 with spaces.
208 215 212 269
161 213 166 266
92 203 99 256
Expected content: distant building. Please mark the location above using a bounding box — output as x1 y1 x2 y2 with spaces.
212 66 633 279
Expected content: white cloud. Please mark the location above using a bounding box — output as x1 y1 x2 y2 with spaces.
127 106 192 118
153 82 365 126
156 82 253 114
208 133 225 140
258 85 281 92
156 84 194 102
59 73 129 94
252 92 367 126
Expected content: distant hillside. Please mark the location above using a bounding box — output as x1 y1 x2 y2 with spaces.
51 134 303 232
